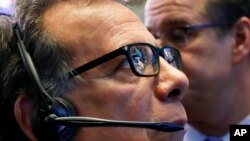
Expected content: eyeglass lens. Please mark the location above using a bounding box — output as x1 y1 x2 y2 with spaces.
163 23 219 48
128 44 182 76
162 47 183 71
129 45 159 76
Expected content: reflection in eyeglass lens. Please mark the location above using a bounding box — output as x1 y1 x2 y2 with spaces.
163 48 182 70
130 46 156 75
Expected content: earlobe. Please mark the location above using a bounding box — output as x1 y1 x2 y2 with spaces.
232 17 250 64
14 95 38 141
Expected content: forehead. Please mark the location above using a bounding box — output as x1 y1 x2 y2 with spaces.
43 1 151 43
145 0 209 27
42 1 155 66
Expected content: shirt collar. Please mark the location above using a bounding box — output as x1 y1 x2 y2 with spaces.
183 115 250 141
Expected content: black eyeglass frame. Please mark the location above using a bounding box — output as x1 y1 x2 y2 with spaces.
13 24 184 133
67 43 183 78
162 23 220 47
175 23 218 32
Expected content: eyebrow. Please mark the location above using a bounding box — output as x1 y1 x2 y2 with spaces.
162 18 191 28
146 18 191 36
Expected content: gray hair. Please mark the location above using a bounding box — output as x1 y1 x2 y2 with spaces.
0 0 75 140
1 0 121 140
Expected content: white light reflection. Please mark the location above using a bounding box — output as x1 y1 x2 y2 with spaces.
0 0 14 16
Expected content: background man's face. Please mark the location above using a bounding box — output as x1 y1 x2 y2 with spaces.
145 0 236 132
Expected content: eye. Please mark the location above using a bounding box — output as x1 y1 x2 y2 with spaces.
113 58 137 80
114 58 133 75
164 28 187 46
112 58 140 83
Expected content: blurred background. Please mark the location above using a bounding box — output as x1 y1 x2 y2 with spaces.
0 0 14 16
122 0 146 20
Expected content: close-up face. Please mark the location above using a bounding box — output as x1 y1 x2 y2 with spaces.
145 0 236 125
42 1 188 141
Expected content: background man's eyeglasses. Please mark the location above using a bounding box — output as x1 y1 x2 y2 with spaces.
162 23 219 48
68 43 183 78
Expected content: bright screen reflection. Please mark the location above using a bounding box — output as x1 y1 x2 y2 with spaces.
0 0 14 15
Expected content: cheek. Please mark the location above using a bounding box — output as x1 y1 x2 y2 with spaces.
67 78 153 120
180 37 232 89
67 79 155 141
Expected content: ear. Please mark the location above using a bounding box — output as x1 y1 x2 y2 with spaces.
14 95 38 141
232 17 250 64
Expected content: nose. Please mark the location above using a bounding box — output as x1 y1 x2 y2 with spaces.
154 57 189 101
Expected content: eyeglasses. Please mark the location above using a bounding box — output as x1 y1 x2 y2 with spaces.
161 23 218 47
67 43 183 78
13 25 184 137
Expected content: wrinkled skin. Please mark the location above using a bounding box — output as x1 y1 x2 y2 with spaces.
18 1 189 141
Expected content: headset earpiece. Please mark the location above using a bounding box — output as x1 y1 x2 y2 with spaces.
51 97 76 141
52 97 76 118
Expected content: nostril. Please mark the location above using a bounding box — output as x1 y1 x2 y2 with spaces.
168 89 181 99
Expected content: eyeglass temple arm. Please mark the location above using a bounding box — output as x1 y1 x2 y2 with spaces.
66 48 126 78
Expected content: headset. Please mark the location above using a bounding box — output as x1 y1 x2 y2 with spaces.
13 24 184 141
13 24 76 141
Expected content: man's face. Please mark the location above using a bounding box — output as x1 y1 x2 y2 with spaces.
145 0 235 129
42 1 188 141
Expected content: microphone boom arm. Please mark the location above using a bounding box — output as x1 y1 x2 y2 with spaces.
46 114 183 132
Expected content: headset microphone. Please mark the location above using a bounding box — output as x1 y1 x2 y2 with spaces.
45 114 183 132
13 24 184 141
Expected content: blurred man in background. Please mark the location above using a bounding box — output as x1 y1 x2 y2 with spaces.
145 0 250 141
